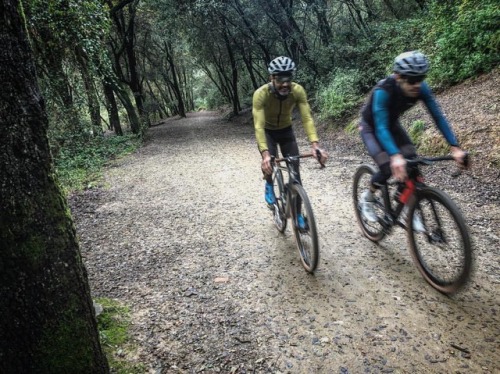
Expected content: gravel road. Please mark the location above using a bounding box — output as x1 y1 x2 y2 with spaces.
70 110 499 374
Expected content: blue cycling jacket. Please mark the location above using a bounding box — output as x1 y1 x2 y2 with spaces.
361 75 458 156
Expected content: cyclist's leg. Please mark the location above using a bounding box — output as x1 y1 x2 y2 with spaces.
363 122 417 187
263 130 279 205
264 129 279 183
277 127 305 227
391 125 425 228
278 126 301 184
360 123 390 188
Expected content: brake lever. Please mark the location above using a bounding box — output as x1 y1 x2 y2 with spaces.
315 149 326 169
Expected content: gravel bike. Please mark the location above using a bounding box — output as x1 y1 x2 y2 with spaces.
352 154 472 294
271 152 323 273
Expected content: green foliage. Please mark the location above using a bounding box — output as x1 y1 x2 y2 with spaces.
408 120 426 147
418 134 450 156
204 88 228 110
96 298 146 374
345 119 360 135
54 133 141 194
422 0 500 86
315 69 364 121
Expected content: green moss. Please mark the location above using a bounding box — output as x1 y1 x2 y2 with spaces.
37 300 98 372
96 298 147 374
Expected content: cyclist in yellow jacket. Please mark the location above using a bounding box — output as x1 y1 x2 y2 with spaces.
253 56 327 227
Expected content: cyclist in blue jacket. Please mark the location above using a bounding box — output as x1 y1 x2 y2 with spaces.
359 51 467 226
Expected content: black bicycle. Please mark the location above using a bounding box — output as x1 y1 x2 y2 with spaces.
352 154 472 294
271 152 322 273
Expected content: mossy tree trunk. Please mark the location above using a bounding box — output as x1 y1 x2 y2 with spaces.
0 1 109 373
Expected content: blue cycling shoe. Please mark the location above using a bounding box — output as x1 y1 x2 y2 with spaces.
297 214 308 230
265 182 276 205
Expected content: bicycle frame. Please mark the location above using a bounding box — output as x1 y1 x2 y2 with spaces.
377 155 462 233
378 176 421 233
271 152 321 272
272 153 315 215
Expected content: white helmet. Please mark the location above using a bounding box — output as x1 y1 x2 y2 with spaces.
393 51 429 76
268 56 296 75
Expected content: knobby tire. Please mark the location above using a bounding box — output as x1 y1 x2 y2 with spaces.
407 186 472 294
291 184 319 273
273 168 287 233
352 165 387 242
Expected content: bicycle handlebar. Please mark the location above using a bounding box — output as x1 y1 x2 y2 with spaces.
406 152 469 168
275 150 326 168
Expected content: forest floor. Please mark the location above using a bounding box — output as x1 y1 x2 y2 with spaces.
69 68 499 373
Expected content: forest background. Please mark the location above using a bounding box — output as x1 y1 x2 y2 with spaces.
22 0 499 191
1 0 499 372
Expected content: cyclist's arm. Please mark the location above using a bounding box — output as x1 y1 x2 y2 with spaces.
372 88 400 156
252 89 268 154
420 83 459 147
295 86 328 164
295 86 319 144
372 89 407 180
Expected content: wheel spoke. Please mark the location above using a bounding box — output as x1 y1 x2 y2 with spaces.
291 185 319 273
352 165 386 242
408 188 472 294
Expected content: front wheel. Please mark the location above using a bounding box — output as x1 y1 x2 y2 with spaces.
273 168 287 232
352 165 387 242
290 184 319 273
407 187 473 294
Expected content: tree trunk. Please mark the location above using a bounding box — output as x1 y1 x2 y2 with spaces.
0 1 109 372
164 42 186 117
76 46 102 136
103 79 123 136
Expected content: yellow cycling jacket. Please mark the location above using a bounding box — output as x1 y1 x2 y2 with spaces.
253 82 319 153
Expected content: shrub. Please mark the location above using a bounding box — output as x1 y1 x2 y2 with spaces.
408 120 426 147
55 133 141 194
316 69 364 122
423 0 500 86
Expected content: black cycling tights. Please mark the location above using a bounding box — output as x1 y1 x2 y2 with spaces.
360 122 416 188
264 126 302 185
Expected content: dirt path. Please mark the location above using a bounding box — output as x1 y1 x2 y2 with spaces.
70 111 499 373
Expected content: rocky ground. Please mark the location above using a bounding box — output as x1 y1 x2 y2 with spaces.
69 69 499 373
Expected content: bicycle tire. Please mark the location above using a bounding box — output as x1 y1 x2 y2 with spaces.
273 168 287 232
290 184 319 273
407 186 472 294
352 165 387 242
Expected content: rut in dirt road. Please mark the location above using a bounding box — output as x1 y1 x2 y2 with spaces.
71 111 499 373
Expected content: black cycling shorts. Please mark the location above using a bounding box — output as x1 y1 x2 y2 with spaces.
264 126 301 184
359 120 416 185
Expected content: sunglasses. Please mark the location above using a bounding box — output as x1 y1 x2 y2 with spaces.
274 75 292 83
404 75 426 85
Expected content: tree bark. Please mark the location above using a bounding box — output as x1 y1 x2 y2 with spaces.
0 1 109 372
76 46 103 136
103 79 123 135
163 42 186 118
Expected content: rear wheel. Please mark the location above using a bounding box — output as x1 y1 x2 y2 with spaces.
407 187 472 294
273 168 287 232
290 184 319 273
352 165 387 242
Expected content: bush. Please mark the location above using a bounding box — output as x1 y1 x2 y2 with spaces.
423 0 500 86
408 120 426 147
315 69 364 122
55 133 141 194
